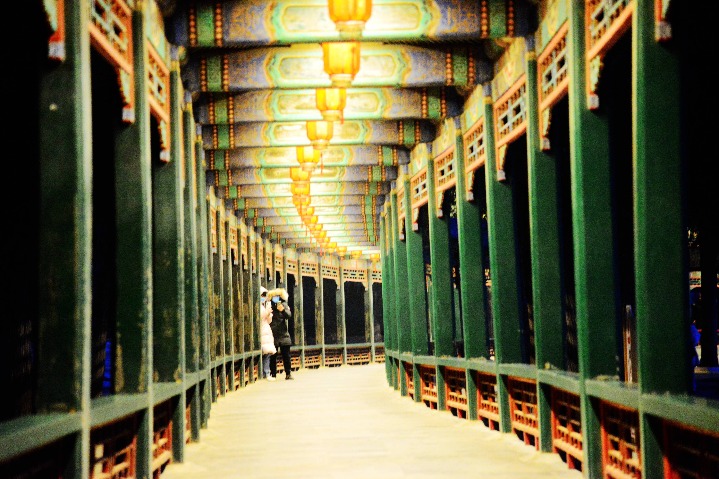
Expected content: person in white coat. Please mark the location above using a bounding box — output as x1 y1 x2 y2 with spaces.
259 287 276 381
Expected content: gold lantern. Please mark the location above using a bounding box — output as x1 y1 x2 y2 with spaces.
328 0 372 39
302 214 318 225
296 145 321 172
310 223 323 232
351 250 362 259
316 88 346 122
322 42 361 88
293 195 310 208
291 182 310 196
370 253 380 262
314 230 327 240
297 205 314 217
337 246 347 255
306 120 334 150
289 166 311 183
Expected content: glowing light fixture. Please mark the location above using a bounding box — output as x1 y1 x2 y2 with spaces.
293 195 310 208
370 253 380 262
337 246 347 255
322 42 361 88
289 167 311 183
328 0 372 39
291 182 310 196
351 250 362 259
296 145 321 172
316 88 346 122
306 120 334 150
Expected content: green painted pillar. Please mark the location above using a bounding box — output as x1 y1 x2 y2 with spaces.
404 177 430 356
391 192 411 354
114 6 155 477
455 134 490 360
222 214 234 383
195 141 211 428
37 0 92 475
634 3 687 477
427 158 455 357
569 2 619 475
381 212 396 383
183 100 202 442
525 43 565 452
153 65 186 386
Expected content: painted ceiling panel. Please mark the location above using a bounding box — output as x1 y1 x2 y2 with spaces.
167 0 537 257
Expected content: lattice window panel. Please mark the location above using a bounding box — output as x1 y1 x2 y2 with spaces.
374 345 385 363
508 377 539 450
346 346 371 365
403 361 415 399
301 262 319 280
551 388 583 471
342 268 367 288
210 208 217 254
538 24 569 151
147 42 171 161
435 149 456 191
443 367 468 419
229 226 239 265
664 421 719 478
321 265 339 282
90 415 138 479
304 348 322 368
419 364 438 409
494 82 527 150
287 259 298 274
152 401 173 476
275 254 283 272
600 401 641 479
241 232 248 270
371 268 382 283
219 216 227 261
585 0 633 109
434 149 456 216
464 119 485 171
324 348 344 367
476 372 500 430
89 0 134 122
410 168 428 209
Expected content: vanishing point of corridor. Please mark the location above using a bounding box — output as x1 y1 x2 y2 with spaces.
162 364 582 479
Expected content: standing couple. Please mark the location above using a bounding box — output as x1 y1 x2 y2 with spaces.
260 286 295 381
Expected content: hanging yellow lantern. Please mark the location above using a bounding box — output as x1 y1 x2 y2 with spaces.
370 253 380 262
337 246 347 255
322 42 361 88
310 223 323 232
291 181 310 196
328 0 372 39
314 230 327 240
351 250 362 258
306 120 334 150
302 214 319 225
316 88 346 122
290 166 311 183
296 145 321 172
297 205 314 217
293 195 310 207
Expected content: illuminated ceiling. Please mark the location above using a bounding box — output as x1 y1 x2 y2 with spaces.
165 0 537 258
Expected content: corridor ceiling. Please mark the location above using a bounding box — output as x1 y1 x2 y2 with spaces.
165 0 537 258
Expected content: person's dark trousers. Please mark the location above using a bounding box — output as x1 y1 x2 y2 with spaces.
280 345 293 379
270 353 278 377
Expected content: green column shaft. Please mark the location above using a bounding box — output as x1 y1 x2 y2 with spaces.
634 2 686 478
38 0 93 476
392 192 411 353
427 159 454 357
223 217 233 359
568 2 616 475
484 95 523 366
153 66 186 384
405 180 430 356
525 48 564 452
455 134 490 359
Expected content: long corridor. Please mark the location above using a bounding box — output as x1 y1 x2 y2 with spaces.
162 364 583 479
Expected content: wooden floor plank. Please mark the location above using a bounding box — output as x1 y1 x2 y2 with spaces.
162 363 583 479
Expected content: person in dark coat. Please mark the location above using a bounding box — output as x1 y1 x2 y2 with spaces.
267 288 294 380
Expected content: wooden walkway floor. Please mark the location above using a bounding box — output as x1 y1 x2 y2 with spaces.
162 363 583 479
